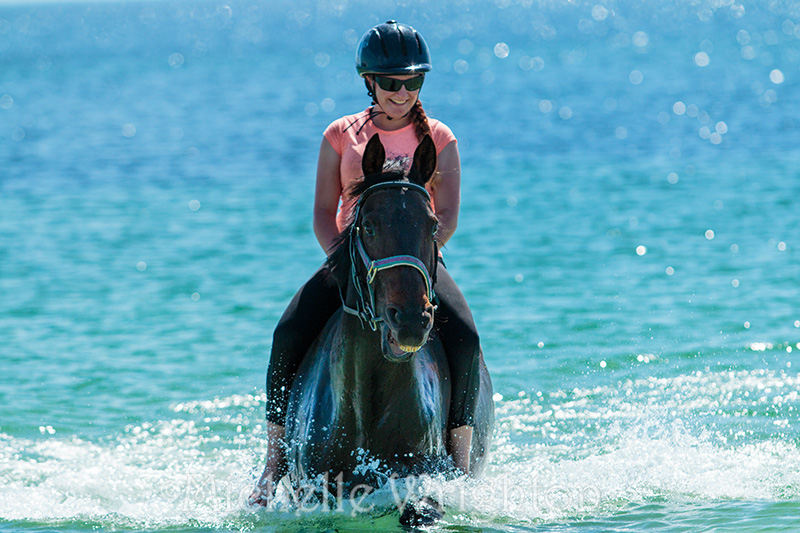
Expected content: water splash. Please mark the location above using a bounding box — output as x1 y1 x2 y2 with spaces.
3 367 800 530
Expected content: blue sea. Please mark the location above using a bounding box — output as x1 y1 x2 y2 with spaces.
2 0 800 531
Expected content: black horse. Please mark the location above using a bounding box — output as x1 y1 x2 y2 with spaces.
282 134 494 511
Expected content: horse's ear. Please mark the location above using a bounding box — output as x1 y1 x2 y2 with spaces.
409 135 437 186
362 133 386 178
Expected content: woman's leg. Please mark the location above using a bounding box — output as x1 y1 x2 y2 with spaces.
265 265 342 425
253 266 342 505
433 264 481 474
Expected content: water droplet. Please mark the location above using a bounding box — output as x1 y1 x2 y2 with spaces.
514 273 524 283
600 360 607 368
770 69 785 84
168 53 184 68
737 30 751 45
705 229 715 240
519 56 544 71
191 292 201 301
667 172 679 184
778 241 787 251
122 123 137 138
314 52 330 68
0 94 13 109
136 262 147 272
454 59 469 74
189 199 201 211
732 279 740 288
591 5 609 21
629 70 644 85
636 245 647 256
321 98 336 112
494 42 509 59
559 106 572 120
632 31 649 47
673 101 686 115
695 52 710 67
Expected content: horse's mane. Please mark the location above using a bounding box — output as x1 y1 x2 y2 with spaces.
326 163 409 290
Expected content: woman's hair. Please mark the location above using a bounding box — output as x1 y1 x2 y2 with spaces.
409 99 431 142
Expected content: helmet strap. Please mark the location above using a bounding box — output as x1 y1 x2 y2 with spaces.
364 77 375 100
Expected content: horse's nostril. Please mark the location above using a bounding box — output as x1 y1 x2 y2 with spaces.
385 305 401 327
423 307 434 327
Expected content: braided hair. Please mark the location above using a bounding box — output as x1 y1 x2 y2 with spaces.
408 99 431 141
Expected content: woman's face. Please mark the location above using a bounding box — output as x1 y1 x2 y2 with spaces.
370 74 424 120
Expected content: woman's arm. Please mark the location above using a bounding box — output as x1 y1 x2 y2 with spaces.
313 138 343 255
430 140 461 247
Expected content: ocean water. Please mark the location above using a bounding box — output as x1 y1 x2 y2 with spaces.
2 0 800 531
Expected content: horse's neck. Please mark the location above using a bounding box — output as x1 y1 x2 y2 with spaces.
337 315 418 433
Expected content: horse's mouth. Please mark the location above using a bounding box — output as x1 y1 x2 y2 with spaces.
382 326 423 362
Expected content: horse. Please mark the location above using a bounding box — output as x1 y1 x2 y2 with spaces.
282 134 494 520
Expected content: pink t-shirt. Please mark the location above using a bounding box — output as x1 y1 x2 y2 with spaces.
323 108 457 231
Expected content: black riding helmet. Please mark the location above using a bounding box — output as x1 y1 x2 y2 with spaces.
355 20 432 77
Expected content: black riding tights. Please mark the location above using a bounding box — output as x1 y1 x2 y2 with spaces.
265 261 480 430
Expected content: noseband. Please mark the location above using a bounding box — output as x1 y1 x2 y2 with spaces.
341 181 438 331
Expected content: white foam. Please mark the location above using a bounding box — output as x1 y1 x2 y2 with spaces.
2 369 800 529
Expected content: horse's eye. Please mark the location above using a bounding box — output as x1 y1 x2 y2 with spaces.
431 222 439 236
362 222 375 237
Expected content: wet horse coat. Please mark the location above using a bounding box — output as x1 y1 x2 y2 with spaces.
284 134 494 488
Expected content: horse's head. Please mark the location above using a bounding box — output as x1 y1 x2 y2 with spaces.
329 134 439 363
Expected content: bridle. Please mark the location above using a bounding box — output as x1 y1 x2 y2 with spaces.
341 181 438 331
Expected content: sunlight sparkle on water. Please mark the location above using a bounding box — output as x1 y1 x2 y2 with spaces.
494 42 510 58
122 124 137 138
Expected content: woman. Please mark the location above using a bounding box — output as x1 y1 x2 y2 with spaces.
251 21 480 504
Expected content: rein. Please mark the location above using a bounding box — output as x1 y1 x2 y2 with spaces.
341 181 438 331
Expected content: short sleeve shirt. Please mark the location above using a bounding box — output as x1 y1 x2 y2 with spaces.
323 108 457 231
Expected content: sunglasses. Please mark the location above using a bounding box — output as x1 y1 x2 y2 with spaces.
373 75 425 92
